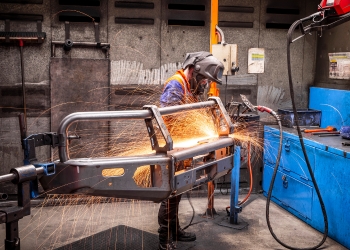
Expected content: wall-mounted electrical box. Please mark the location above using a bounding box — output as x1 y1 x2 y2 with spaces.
212 44 238 75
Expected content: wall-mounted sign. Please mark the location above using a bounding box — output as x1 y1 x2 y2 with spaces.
248 48 264 74
329 52 350 79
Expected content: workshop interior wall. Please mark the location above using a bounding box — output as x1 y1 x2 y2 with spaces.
315 21 350 90
0 0 320 194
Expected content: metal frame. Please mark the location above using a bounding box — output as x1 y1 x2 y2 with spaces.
0 99 238 250
38 99 235 202
57 99 233 163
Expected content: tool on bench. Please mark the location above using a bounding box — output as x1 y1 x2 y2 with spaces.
312 131 340 135
294 126 319 132
304 126 337 133
318 134 340 137
311 131 340 135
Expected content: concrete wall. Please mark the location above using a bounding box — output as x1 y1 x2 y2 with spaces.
0 0 319 194
315 21 350 90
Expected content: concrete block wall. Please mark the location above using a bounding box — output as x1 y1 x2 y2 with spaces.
315 21 350 90
0 0 320 194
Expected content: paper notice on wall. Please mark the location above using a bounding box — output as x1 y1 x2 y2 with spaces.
329 52 350 79
248 48 264 73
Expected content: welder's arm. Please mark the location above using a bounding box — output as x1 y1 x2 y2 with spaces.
160 80 184 107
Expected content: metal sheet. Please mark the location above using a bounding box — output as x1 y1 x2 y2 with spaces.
50 58 109 159
313 148 350 249
0 85 50 117
39 156 172 202
263 164 313 220
309 87 350 130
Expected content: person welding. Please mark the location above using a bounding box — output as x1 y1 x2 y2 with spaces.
158 51 224 250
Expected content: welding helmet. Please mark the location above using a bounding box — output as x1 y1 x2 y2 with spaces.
182 51 224 85
182 51 224 95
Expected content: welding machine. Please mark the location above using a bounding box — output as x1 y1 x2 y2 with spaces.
319 0 350 15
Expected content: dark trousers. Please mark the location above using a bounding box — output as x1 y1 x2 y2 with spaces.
158 194 182 242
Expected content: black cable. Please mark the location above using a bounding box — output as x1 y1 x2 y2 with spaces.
219 176 228 195
265 16 328 250
182 191 195 230
225 74 228 105
182 190 208 230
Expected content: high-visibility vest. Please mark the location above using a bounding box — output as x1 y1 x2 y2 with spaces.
163 69 197 104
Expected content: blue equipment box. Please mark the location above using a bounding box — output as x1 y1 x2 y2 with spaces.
277 108 321 128
263 125 350 249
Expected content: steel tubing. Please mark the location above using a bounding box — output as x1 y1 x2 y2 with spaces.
159 100 216 116
58 101 218 162
170 137 234 161
64 154 170 167
0 167 44 184
51 41 110 47
57 110 153 135
0 173 16 183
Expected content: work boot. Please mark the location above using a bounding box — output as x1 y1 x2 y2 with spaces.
158 241 177 250
172 228 196 242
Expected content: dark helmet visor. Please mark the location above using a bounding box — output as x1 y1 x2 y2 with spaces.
215 66 223 80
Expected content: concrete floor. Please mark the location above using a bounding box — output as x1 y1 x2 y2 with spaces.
0 193 347 250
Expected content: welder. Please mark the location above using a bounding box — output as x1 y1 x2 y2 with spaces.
158 51 224 250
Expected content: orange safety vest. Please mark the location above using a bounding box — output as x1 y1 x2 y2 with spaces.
163 69 197 104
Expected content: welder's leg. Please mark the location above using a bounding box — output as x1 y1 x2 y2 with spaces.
158 195 182 244
170 195 181 236
170 195 196 242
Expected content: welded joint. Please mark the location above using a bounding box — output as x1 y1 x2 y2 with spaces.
143 105 173 153
234 205 242 213
208 96 234 135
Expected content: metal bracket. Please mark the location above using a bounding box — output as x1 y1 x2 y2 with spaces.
143 105 173 153
303 11 350 37
0 165 37 250
23 133 59 164
94 22 100 44
208 96 235 135
65 21 70 40
37 20 43 43
0 14 45 44
234 205 242 213
5 19 10 43
52 20 108 57
1 206 22 250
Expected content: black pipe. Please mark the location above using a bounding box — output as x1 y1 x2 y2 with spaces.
265 14 328 250
0 193 8 201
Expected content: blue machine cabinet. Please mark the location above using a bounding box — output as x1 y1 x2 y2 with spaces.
263 125 350 249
